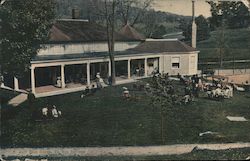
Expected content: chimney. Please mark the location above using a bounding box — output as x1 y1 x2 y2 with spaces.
191 0 197 48
72 8 80 19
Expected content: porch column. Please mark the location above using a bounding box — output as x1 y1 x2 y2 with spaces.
87 62 90 86
144 58 148 77
14 76 19 91
159 56 164 74
127 59 131 79
108 61 111 76
61 64 65 88
31 67 35 94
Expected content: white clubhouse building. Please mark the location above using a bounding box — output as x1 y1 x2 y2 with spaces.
4 18 199 97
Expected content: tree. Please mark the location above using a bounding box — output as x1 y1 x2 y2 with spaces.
195 15 210 41
142 10 158 38
151 24 166 39
147 76 182 144
117 0 153 26
207 1 250 29
179 15 210 42
0 0 56 78
91 0 153 85
105 0 117 85
91 0 118 85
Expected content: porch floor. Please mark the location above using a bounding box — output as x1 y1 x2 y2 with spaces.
34 76 148 98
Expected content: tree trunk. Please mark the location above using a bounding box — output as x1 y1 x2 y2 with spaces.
104 0 116 85
161 106 165 144
110 54 116 85
110 1 116 85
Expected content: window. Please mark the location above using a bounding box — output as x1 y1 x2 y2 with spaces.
172 57 180 69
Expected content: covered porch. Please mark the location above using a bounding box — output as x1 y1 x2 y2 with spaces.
30 56 160 97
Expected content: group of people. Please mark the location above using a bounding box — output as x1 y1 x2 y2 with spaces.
42 104 62 119
80 72 106 98
205 81 234 99
175 74 201 104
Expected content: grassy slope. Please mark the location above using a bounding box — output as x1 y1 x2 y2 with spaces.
1 81 250 148
0 89 18 106
197 28 250 62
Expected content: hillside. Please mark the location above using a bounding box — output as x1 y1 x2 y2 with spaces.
197 28 250 62
197 28 250 69
55 0 189 37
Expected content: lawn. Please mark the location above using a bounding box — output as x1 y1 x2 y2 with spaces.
0 89 19 105
1 80 250 148
197 28 250 69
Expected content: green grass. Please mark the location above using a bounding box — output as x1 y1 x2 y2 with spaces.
0 88 19 106
1 81 250 148
197 28 250 69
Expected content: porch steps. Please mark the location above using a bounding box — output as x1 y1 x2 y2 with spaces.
8 93 27 107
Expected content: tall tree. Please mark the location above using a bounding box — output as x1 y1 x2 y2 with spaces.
207 1 250 29
92 0 118 85
147 76 181 144
91 0 153 85
117 0 153 26
179 15 210 42
0 0 56 77
105 0 117 85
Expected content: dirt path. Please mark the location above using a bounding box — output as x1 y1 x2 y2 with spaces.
1 143 250 157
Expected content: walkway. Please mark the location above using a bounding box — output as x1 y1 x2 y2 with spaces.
7 93 27 107
1 143 250 157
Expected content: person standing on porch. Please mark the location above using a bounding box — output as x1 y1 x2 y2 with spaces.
96 73 102 89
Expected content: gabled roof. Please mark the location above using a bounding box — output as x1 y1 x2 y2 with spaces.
49 19 140 43
129 39 197 53
119 24 145 41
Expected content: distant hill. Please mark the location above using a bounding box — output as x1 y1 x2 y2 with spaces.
198 28 250 61
197 28 250 69
55 0 191 37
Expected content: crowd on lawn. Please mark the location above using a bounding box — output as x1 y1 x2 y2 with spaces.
76 70 249 104
36 71 250 121
121 72 250 105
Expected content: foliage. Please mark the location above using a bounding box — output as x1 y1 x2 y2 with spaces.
147 75 183 143
207 1 250 29
179 15 210 42
197 28 250 67
0 0 56 77
55 0 190 37
116 0 153 26
151 25 167 38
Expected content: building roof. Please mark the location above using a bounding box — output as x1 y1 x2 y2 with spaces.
129 39 197 53
49 19 140 43
33 39 198 63
119 24 145 41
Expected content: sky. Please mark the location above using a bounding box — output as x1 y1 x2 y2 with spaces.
152 0 250 17
152 0 212 17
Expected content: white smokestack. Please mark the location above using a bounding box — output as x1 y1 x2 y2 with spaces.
191 0 197 48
